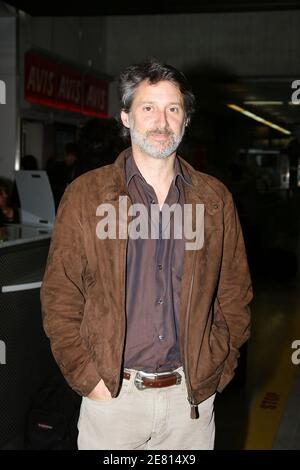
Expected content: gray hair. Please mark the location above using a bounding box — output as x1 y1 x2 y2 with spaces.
118 59 195 138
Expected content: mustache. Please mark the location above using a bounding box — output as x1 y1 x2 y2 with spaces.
147 128 173 137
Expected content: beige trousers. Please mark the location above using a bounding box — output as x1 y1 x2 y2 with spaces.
77 367 215 450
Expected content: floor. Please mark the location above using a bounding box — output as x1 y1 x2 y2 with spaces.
215 188 300 450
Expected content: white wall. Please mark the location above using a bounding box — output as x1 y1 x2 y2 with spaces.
105 10 300 75
0 15 17 181
104 10 300 116
18 13 110 122
16 13 110 173
18 13 107 93
0 9 110 180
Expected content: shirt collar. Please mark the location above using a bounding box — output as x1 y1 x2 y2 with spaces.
125 151 192 187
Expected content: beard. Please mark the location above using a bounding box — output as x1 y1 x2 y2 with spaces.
128 114 185 159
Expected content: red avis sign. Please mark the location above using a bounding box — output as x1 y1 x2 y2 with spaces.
24 51 108 118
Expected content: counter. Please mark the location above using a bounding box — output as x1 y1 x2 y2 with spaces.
0 224 60 449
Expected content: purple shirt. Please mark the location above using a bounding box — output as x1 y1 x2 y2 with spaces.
123 152 192 373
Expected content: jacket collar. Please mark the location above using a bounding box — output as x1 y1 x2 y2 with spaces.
111 147 221 207
125 149 192 188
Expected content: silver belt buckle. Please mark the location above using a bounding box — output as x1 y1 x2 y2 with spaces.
134 370 182 390
134 371 154 390
174 371 182 385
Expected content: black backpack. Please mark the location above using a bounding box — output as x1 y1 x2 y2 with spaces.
25 378 81 450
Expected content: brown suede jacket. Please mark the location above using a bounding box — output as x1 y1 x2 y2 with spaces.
41 148 252 411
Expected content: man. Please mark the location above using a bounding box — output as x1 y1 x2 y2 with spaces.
41 60 252 450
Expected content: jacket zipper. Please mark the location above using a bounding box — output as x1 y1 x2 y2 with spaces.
184 250 199 419
112 194 130 398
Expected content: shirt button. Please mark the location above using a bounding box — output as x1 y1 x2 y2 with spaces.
158 335 165 341
157 299 164 305
158 264 162 270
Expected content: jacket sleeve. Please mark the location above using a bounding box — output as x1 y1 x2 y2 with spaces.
217 191 253 391
40 183 101 396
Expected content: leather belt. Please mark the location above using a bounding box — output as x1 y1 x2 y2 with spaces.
123 370 182 390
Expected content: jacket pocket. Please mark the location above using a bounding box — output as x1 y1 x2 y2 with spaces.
209 299 230 365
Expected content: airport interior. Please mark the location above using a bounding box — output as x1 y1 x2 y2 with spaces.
0 0 300 451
